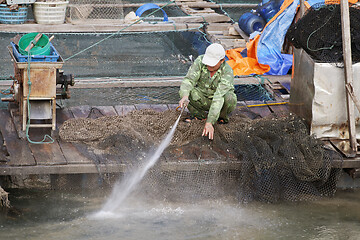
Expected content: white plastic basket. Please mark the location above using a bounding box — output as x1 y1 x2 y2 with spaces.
33 1 68 24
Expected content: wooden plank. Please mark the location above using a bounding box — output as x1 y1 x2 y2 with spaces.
149 104 169 112
114 105 123 116
68 2 218 8
341 0 357 156
122 105 136 115
218 38 246 49
92 106 117 117
233 24 249 42
135 104 152 110
0 157 351 175
56 108 74 126
0 23 204 33
56 108 92 164
0 109 36 166
135 104 170 112
69 105 91 118
266 101 289 117
0 163 127 175
29 141 67 165
59 141 93 164
167 104 178 110
245 101 272 118
234 101 261 119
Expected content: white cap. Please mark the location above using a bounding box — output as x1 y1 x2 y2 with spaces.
202 43 226 67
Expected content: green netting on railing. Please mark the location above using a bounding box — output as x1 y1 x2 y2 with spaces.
57 83 273 109
0 0 277 110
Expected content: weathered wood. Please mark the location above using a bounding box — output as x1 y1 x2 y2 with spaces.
234 101 261 119
0 23 204 33
149 104 169 112
181 7 215 14
59 141 93 164
0 109 36 166
233 24 249 42
345 83 360 113
341 0 357 155
122 105 136 115
91 106 118 117
217 38 247 49
56 108 93 164
167 104 178 110
135 104 152 110
28 141 67 165
56 108 73 125
266 101 289 117
0 163 126 175
245 101 272 118
70 105 91 118
113 105 123 116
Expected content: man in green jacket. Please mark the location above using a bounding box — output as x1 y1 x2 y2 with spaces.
179 43 237 140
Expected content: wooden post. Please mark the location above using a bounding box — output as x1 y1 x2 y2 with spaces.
299 0 305 18
341 0 357 156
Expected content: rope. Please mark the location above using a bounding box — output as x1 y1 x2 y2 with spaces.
253 74 272 84
306 5 337 52
25 45 54 144
207 0 235 24
0 86 12 95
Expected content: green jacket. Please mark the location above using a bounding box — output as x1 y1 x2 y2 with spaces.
179 55 235 124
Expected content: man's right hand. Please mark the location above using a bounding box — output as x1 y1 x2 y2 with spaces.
179 96 189 108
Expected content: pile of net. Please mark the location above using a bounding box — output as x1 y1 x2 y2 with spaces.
59 109 342 203
286 4 360 64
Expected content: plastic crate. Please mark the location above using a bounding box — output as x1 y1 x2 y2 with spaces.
11 42 60 63
0 4 28 24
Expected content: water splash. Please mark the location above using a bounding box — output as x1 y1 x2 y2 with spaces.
91 113 182 219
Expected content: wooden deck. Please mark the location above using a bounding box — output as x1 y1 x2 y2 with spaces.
0 100 286 175
0 97 356 176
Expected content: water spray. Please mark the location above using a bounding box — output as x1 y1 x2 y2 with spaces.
91 103 188 218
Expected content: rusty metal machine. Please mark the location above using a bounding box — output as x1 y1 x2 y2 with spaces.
4 38 74 133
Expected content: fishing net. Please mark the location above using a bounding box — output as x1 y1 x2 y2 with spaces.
65 0 259 24
286 4 360 64
66 0 187 23
59 109 342 203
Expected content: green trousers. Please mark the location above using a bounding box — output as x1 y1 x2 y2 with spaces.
188 88 237 123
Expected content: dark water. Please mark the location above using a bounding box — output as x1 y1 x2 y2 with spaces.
1 188 360 240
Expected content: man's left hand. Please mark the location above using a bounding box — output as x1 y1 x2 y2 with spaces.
202 122 214 140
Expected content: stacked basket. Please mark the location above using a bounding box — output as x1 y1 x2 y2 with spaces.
33 1 68 24
0 4 28 24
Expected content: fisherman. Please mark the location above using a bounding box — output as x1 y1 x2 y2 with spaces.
178 43 237 140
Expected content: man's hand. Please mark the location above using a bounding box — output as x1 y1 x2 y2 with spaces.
202 122 214 140
179 95 189 108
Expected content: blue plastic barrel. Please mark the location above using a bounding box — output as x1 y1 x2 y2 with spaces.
135 3 168 22
0 4 27 24
257 0 282 22
238 12 266 36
